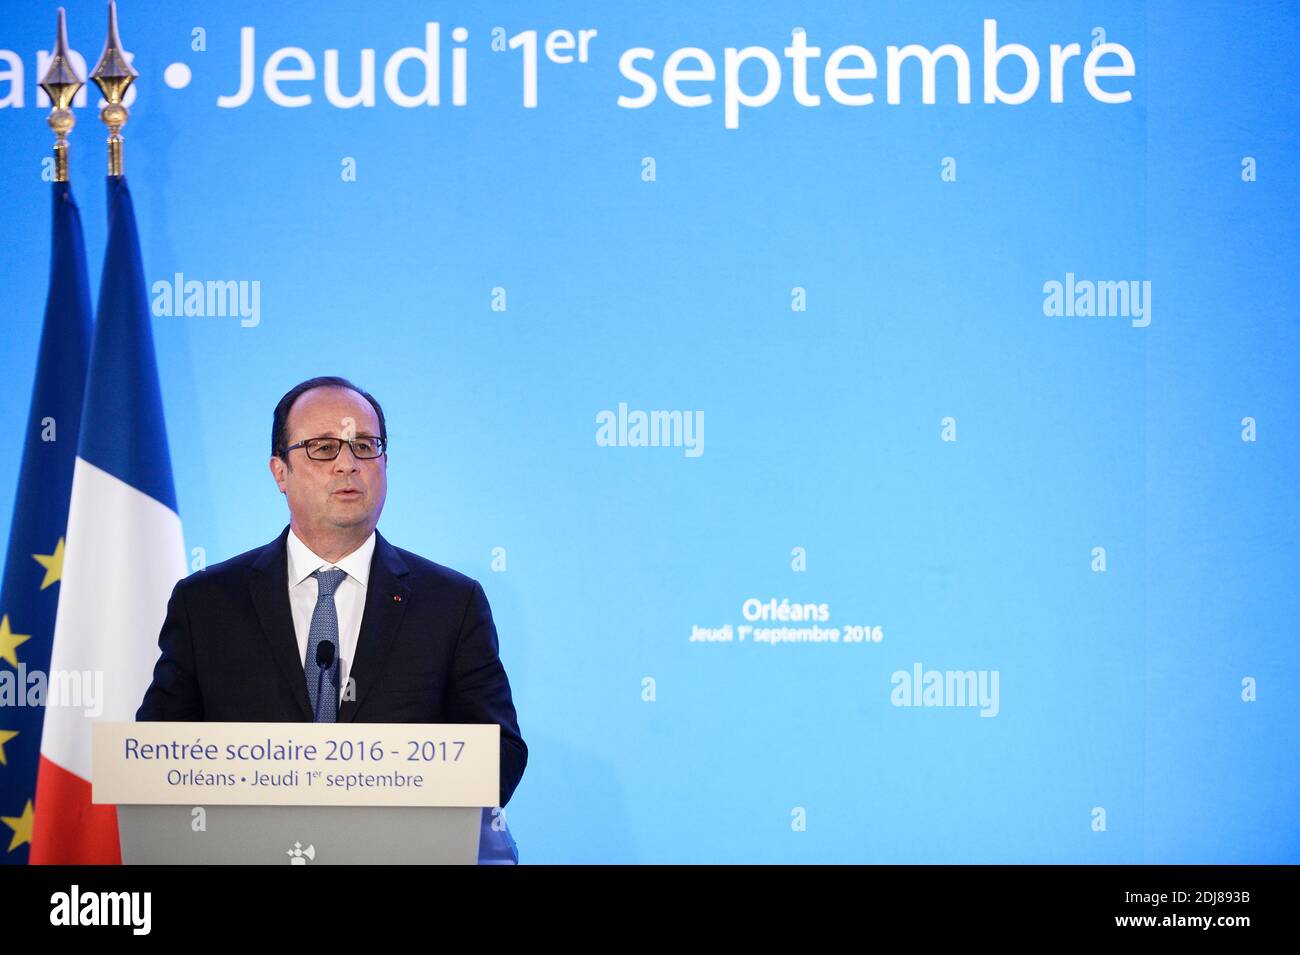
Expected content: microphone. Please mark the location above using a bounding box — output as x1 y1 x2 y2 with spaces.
314 640 336 720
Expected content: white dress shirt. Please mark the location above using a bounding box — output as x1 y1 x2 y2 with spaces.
286 528 376 705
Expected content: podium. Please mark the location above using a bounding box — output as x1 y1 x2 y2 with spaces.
94 722 519 865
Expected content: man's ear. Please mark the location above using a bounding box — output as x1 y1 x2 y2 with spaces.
269 455 289 493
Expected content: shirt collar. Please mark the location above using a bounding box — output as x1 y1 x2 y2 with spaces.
286 528 376 590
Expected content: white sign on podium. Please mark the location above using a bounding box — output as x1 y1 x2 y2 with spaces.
93 722 513 864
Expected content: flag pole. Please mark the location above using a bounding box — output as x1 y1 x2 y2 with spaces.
90 0 137 177
39 8 82 184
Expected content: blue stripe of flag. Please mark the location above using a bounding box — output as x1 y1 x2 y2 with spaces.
77 175 178 513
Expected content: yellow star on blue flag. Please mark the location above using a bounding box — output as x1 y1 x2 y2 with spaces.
0 616 32 669
1 801 34 853
32 537 65 590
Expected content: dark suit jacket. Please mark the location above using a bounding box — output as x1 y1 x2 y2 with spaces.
136 525 527 808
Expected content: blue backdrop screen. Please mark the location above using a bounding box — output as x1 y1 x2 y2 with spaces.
0 0 1296 863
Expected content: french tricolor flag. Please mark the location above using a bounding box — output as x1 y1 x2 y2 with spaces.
31 175 187 864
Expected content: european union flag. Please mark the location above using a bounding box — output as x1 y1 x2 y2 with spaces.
0 179 92 864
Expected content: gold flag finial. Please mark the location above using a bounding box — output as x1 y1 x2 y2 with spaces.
39 8 84 183
90 0 138 176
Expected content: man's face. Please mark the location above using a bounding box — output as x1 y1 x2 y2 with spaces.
269 386 388 541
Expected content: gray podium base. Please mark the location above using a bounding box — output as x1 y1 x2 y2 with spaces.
118 804 485 865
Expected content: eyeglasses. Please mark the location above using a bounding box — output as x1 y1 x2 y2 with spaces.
281 435 387 460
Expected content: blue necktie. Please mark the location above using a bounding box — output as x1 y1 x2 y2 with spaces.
305 568 347 722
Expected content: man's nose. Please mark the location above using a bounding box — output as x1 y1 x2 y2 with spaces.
334 444 361 472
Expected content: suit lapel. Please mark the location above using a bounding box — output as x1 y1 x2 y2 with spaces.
338 529 410 723
247 526 314 720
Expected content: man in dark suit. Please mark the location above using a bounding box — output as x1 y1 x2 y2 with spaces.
136 376 527 812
